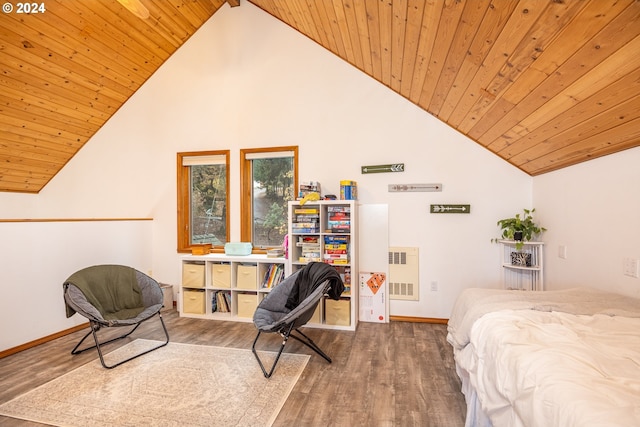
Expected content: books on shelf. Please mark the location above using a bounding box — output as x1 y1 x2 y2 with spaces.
261 264 285 288
266 247 284 258
212 290 231 313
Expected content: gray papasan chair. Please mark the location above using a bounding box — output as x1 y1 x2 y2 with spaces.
252 262 344 378
63 264 170 369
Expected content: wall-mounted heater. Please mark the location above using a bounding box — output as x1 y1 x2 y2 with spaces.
388 247 419 301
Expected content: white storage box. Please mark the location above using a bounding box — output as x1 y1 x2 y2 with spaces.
224 242 252 256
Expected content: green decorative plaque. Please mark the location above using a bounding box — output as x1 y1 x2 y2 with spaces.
361 163 404 174
430 204 471 214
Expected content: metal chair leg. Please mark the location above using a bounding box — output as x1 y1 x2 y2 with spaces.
252 323 332 378
71 312 169 369
71 322 142 355
290 328 332 363
252 322 295 378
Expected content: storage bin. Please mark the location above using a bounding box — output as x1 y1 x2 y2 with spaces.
182 262 205 288
224 242 252 256
236 265 257 290
160 284 173 312
236 293 257 318
182 289 205 314
310 304 321 324
324 298 350 326
211 263 231 288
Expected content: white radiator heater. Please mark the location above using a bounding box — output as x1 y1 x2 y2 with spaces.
388 247 419 301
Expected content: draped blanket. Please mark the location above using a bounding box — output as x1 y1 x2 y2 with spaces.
285 262 344 310
64 265 144 321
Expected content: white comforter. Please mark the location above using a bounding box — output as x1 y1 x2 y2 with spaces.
456 309 640 427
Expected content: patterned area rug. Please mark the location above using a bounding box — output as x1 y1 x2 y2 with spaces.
0 340 309 427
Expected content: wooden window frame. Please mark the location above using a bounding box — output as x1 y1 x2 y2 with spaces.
240 146 298 253
177 150 230 253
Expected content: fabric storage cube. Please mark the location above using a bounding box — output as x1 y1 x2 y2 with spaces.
310 304 321 324
182 289 205 314
182 262 205 288
211 263 231 288
325 298 350 326
236 265 257 290
236 293 257 318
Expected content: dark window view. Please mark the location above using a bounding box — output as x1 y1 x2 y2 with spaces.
190 164 226 245
251 157 294 248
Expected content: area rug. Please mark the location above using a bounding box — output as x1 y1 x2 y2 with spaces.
0 339 309 427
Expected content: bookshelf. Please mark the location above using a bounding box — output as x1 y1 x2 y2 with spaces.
499 240 544 291
179 254 288 322
288 200 358 331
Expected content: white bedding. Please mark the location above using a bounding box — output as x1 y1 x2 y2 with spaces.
458 309 640 427
447 287 640 352
447 288 640 427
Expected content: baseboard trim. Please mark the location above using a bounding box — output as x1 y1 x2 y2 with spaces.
390 315 449 324
0 323 89 359
1 314 446 358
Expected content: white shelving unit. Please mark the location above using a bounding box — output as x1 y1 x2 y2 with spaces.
179 254 288 322
288 200 358 331
499 240 544 291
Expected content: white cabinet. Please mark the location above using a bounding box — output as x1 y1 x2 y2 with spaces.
179 254 288 322
287 200 358 331
499 240 544 291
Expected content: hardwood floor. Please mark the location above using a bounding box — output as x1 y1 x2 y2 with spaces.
0 309 467 426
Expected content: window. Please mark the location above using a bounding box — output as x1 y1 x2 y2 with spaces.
240 147 298 251
177 151 230 253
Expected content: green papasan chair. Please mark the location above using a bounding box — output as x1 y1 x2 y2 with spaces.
63 264 170 368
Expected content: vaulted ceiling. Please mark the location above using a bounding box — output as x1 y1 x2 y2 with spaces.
1 0 639 193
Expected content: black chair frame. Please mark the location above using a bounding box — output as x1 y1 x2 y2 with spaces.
251 280 332 378
71 312 169 369
252 321 332 378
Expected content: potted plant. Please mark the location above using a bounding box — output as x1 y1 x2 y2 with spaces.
493 208 546 266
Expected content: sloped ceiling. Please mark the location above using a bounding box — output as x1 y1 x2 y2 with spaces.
1 0 639 193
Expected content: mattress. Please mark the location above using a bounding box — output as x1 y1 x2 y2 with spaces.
447 288 640 427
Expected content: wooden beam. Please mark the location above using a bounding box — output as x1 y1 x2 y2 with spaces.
227 0 240 7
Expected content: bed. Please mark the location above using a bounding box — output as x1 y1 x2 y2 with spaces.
447 287 640 427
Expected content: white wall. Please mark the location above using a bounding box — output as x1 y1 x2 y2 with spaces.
1 2 536 350
0 220 152 351
533 146 640 298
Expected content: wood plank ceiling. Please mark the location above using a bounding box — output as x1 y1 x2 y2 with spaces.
1 0 639 193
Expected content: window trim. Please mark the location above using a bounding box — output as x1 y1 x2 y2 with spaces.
177 150 230 253
240 146 298 252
